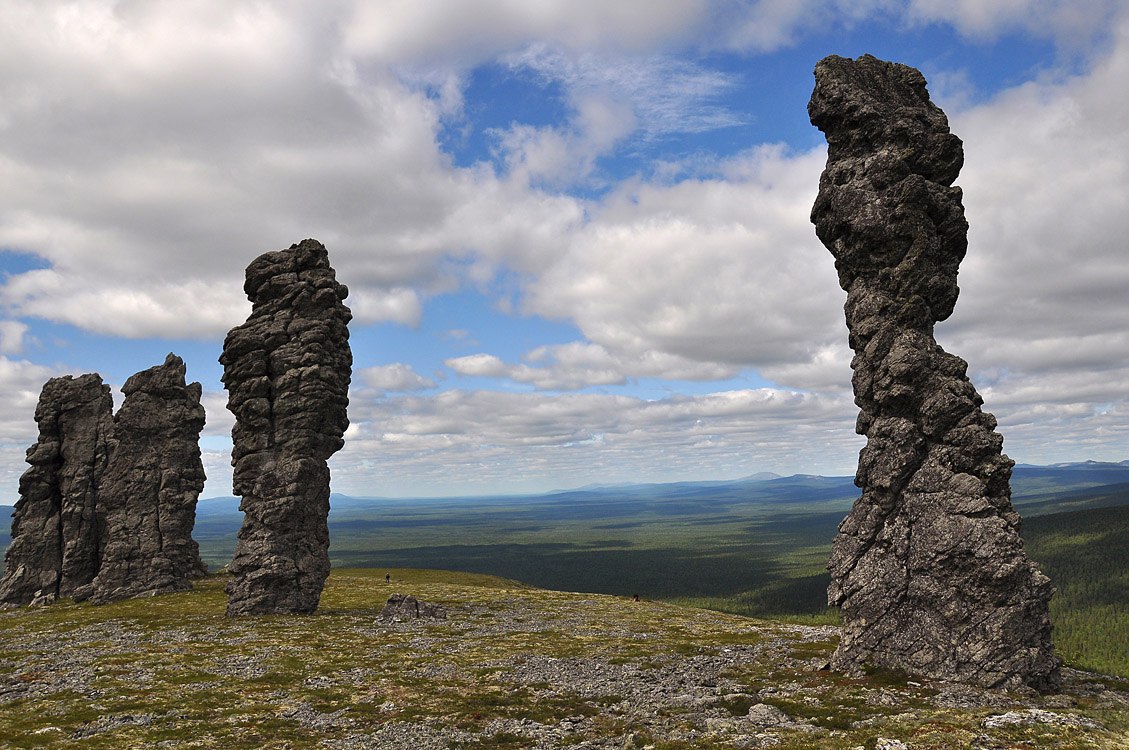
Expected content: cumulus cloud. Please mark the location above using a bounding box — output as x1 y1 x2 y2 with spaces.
525 145 842 377
0 0 583 335
336 386 859 496
359 363 437 393
931 9 1129 443
448 342 739 391
0 321 28 355
905 0 1123 47
0 356 59 443
341 0 713 64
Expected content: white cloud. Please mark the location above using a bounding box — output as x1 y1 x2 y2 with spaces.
0 321 28 355
445 354 509 378
906 0 1122 47
359 363 437 393
341 0 713 65
336 385 859 496
0 1 585 334
0 356 59 444
526 145 842 379
447 342 739 391
937 9 1129 399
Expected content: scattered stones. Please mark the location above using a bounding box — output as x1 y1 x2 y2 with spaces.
82 354 208 604
379 594 447 621
808 53 1059 691
221 239 352 616
0 374 114 606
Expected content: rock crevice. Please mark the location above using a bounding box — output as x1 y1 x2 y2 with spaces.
808 54 1060 691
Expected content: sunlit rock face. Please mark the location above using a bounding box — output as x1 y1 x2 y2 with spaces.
808 54 1060 691
82 353 208 604
0 374 114 607
221 239 352 616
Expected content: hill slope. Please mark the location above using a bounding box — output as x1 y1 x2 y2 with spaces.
1 569 1126 749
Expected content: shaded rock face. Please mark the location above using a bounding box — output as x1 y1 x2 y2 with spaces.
82 353 208 604
221 239 352 616
808 54 1060 691
0 374 114 606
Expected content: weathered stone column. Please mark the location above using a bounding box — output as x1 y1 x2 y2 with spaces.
0 374 114 607
221 239 352 615
808 54 1060 691
82 353 208 603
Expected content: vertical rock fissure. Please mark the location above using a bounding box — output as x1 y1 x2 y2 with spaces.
808 54 1060 691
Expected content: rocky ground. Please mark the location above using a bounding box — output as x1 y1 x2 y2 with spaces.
1 569 1126 749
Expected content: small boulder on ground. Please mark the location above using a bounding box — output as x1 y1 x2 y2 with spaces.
379 594 447 621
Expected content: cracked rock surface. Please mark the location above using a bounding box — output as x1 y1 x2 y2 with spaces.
83 353 208 604
0 374 114 607
808 54 1059 691
221 239 352 615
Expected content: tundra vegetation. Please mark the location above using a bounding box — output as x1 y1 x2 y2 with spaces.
1 569 1126 749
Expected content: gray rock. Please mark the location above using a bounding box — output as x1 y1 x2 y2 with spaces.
379 594 447 621
808 54 1059 691
745 702 790 726
83 353 207 604
874 740 910 750
0 374 114 606
221 239 352 615
980 708 1102 730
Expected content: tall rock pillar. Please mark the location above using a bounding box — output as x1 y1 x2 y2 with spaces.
83 353 208 603
808 54 1060 691
221 239 352 615
0 374 114 606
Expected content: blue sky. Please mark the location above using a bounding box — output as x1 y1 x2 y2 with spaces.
1 1 1128 499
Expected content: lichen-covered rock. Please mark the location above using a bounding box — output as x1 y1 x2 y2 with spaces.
0 374 114 606
808 54 1060 691
221 239 351 615
81 353 207 604
379 594 447 621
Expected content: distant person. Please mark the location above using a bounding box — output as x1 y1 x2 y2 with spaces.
385 573 391 583
632 593 639 602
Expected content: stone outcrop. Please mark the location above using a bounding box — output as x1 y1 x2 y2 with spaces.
220 239 352 616
808 54 1060 691
0 374 114 607
80 353 208 604
379 594 447 621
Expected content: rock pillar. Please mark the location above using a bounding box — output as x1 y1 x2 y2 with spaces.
808 54 1059 691
220 239 352 615
0 374 114 606
83 353 208 603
